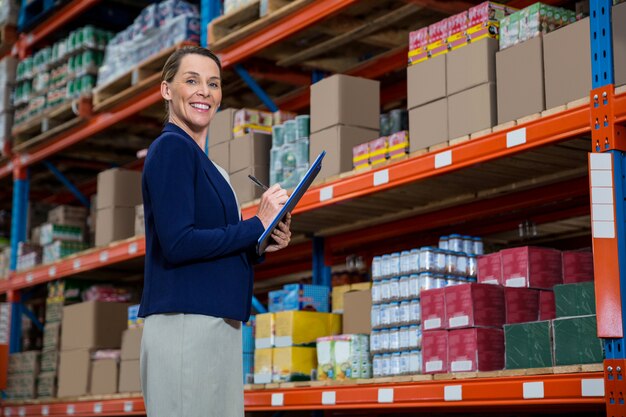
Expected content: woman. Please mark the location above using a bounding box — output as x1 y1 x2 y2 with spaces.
138 46 291 417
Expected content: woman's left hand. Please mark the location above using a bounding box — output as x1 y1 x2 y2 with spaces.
265 213 292 253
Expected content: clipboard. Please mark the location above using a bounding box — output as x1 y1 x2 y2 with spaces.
257 151 326 255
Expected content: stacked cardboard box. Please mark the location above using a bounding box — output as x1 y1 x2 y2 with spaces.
7 351 41 399
208 108 237 173
134 204 144 236
268 283 330 313
310 74 380 181
332 282 372 314
229 131 272 203
118 327 142 393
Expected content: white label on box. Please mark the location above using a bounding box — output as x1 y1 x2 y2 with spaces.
592 187 614 205
377 388 394 403
582 379 604 397
73 259 81 270
444 385 463 401
99 251 109 262
523 381 544 399
423 318 441 330
26 273 33 283
48 266 56 277
482 279 499 285
271 393 284 406
506 277 526 287
449 315 469 328
275 336 293 347
322 391 336 405
93 403 103 413
4 408 10 416
592 204 615 221
67 404 75 415
41 406 49 416
425 360 443 373
254 373 272 384
373 169 389 186
255 338 272 349
590 153 612 170
124 402 133 412
435 150 452 169
128 243 138 255
451 360 473 372
320 186 333 202
506 128 526 148
593 221 615 239
591 170 613 187
18 408 24 417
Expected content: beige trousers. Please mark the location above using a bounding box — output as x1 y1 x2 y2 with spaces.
140 314 244 417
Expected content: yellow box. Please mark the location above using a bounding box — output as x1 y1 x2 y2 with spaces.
275 311 342 347
272 347 317 382
254 348 273 384
332 285 352 313
350 282 372 291
255 313 275 349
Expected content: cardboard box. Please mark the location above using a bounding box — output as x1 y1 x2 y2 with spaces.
61 301 130 350
43 322 61 351
407 54 446 110
254 348 273 384
504 287 540 324
504 321 553 369
208 108 237 145
95 206 136 247
281 284 330 312
562 251 594 284
230 165 269 204
272 346 317 382
501 246 562 289
423 330 448 374
255 313 274 349
539 290 556 320
119 359 141 392
121 328 143 361
554 281 596 318
408 98 448 152
448 328 504 372
446 283 505 329
553 315 603 365
614 2 626 86
229 132 272 173
342 290 372 334
47 205 88 226
310 74 380 133
332 284 352 313
448 82 497 138
421 287 446 331
310 125 379 181
543 18 591 108
90 359 118 395
134 204 144 236
96 168 142 210
477 252 502 285
447 38 498 95
209 141 230 172
57 349 91 398
496 35 545 124
274 311 341 347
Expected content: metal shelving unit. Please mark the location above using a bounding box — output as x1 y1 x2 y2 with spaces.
0 0 623 415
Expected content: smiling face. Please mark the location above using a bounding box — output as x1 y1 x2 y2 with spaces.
161 53 222 141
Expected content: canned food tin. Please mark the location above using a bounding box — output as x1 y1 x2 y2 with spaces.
409 274 420 299
389 278 400 301
400 251 411 275
445 251 457 275
400 351 410 375
372 281 382 304
439 236 449 250
409 249 420 273
434 250 447 273
372 256 382 281
390 352 401 376
360 360 372 379
456 253 468 276
295 114 310 139
434 274 447 289
419 247 435 272
419 272 437 293
409 325 419 349
389 327 400 351
370 330 380 353
399 301 410 325
380 304 391 327
381 254 391 278
463 236 474 254
399 326 410 349
381 354 391 377
468 255 477 278
389 302 400 326
284 120 297 144
390 252 401 277
473 237 484 255
381 279 391 302
409 350 422 374
399 276 410 300
371 305 381 329
373 355 382 377
409 301 421 324
449 234 464 252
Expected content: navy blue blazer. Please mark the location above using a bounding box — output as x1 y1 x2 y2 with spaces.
138 123 265 322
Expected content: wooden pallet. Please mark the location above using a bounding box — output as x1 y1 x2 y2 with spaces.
11 97 91 152
92 42 193 112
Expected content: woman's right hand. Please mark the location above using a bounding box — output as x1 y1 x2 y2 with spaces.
256 184 288 229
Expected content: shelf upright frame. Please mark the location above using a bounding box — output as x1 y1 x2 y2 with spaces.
588 0 626 414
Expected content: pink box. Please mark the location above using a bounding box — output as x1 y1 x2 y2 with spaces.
501 247 563 289
368 137 388 165
448 328 504 372
477 253 502 285
428 19 450 43
421 288 446 331
539 290 556 321
468 1 515 27
352 143 369 169
387 131 409 159
448 11 469 35
504 287 540 324
445 283 504 329
562 250 594 284
423 330 448 374
409 27 429 51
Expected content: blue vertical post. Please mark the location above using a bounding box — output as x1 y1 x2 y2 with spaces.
312 237 331 288
201 0 222 48
9 167 28 354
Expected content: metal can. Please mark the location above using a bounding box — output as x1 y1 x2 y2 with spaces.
400 251 411 275
399 326 410 350
399 276 410 300
380 329 390 352
389 302 400 326
449 234 464 252
380 304 391 327
373 355 382 377
409 350 422 374
463 236 474 254
372 256 382 281
434 274 447 289
419 272 437 293
409 274 420 299
360 360 372 379
389 278 400 301
434 249 447 273
439 236 449 250
473 237 484 255
399 301 410 325
381 354 391 377
400 351 410 375
389 252 401 277
390 352 401 376
409 325 419 349
372 281 382 304
468 255 478 278
389 327 400 351
456 253 468 276
445 251 457 275
381 279 391 302
409 249 420 273
295 114 310 139
419 247 435 272
284 120 297 144
381 254 391 278
409 300 421 324
371 304 381 329
370 330 380 353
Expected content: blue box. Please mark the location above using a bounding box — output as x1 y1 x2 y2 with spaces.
242 321 255 354
269 290 287 312
243 352 254 384
283 284 330 312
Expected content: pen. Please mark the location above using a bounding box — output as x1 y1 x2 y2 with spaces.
248 174 269 191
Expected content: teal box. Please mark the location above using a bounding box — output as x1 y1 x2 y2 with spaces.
553 315 603 365
504 320 553 369
554 281 595 318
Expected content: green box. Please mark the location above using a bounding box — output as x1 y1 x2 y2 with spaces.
554 282 596 318
504 321 553 369
553 315 603 366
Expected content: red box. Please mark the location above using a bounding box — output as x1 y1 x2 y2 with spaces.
448 11 469 35
504 287 540 324
421 288 446 331
409 27 429 50
448 328 504 372
477 253 502 285
539 290 556 321
562 250 594 284
428 19 450 43
445 283 504 329
501 247 563 289
423 330 448 374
